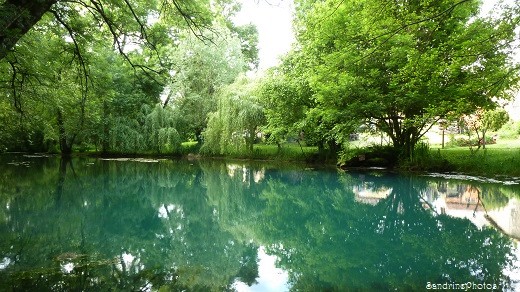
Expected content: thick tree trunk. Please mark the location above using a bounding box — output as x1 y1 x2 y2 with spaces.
327 140 339 156
385 126 420 161
0 0 58 60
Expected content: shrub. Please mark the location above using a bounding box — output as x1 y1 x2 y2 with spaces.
412 141 430 163
339 144 399 168
445 135 496 147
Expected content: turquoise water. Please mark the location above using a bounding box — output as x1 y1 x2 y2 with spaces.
0 155 518 291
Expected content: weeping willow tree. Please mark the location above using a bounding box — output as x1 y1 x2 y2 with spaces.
202 76 265 155
145 104 181 154
109 116 147 153
107 104 180 154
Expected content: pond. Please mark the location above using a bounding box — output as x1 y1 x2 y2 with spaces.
0 154 519 291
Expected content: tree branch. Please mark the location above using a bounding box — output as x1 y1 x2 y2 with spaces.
355 0 473 63
51 9 89 130
0 0 58 60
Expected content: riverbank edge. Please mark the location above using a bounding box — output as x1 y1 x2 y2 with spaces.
4 149 520 181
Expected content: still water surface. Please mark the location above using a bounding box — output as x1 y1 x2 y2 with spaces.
0 154 519 291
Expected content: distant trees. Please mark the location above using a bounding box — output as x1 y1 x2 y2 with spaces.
259 51 316 151
463 108 509 149
166 28 247 144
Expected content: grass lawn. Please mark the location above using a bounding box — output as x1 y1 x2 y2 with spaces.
180 142 321 162
435 139 520 177
347 132 520 177
252 143 319 161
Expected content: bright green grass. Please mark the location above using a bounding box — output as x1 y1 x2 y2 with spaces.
180 141 199 154
482 139 520 149
181 141 198 147
180 142 320 161
436 146 520 177
252 144 319 161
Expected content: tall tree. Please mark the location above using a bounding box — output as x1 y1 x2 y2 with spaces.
166 28 246 143
202 76 265 155
294 0 520 158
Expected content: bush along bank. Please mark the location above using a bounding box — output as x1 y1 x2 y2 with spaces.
339 143 454 173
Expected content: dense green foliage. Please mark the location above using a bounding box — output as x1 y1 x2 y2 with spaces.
275 0 520 159
255 0 520 163
167 29 246 143
0 0 257 155
0 0 519 166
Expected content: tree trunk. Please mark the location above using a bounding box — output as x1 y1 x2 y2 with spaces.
102 101 110 153
195 129 203 146
441 129 445 149
481 129 487 149
317 140 325 154
0 0 58 60
246 128 255 153
385 126 419 161
57 109 74 155
326 140 339 157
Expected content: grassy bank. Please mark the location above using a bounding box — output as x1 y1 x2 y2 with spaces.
69 138 520 178
436 147 520 177
215 144 323 162
79 142 324 163
339 138 520 178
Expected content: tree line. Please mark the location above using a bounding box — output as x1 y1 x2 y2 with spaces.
0 0 519 162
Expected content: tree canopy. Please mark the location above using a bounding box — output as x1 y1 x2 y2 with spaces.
0 0 214 60
0 0 258 155
0 0 519 163
265 0 520 158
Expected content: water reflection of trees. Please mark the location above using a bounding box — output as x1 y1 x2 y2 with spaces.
0 156 262 291
256 171 518 291
0 156 517 291
423 176 520 211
